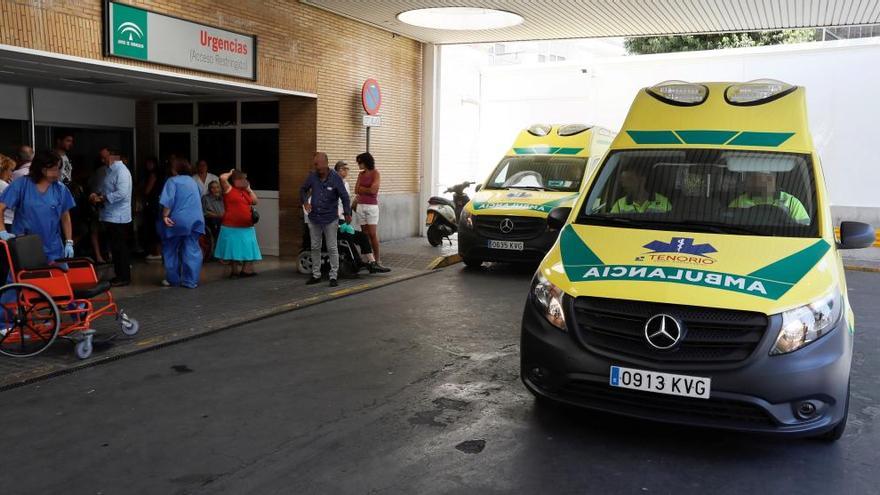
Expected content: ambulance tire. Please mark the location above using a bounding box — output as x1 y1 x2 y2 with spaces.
462 257 483 269
427 225 444 247
818 383 849 442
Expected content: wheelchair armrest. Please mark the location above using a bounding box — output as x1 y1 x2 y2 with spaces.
56 257 96 267
18 264 69 276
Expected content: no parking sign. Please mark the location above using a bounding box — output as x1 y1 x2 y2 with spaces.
361 78 382 116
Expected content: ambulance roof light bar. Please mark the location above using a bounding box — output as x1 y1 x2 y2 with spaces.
527 124 552 136
646 81 709 106
725 79 796 106
557 124 592 136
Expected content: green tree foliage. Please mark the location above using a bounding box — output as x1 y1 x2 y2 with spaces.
625 29 818 55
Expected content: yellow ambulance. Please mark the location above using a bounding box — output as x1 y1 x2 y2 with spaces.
458 124 615 267
521 80 875 440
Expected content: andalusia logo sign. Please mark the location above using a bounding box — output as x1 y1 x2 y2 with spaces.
111 3 148 60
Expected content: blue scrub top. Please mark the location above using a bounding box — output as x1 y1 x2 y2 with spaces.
0 178 76 261
159 176 205 237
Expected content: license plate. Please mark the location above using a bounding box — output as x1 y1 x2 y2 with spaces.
610 365 711 399
488 240 524 251
426 212 436 225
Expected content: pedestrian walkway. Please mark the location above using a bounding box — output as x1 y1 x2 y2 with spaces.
842 247 880 272
0 236 460 390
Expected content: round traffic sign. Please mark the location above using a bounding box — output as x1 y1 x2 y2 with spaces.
362 78 382 115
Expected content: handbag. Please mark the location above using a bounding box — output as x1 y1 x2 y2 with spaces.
251 206 260 225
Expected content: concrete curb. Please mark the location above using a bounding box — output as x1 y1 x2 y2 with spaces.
844 264 880 273
0 269 436 392
427 253 462 270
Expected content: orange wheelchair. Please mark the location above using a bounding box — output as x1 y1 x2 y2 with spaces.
0 235 139 359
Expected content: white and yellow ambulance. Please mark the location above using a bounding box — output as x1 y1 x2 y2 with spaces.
458 124 615 267
521 80 875 440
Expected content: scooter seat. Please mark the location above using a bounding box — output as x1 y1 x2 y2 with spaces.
428 196 454 207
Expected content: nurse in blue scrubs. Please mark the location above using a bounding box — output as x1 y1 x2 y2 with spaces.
158 157 204 288
0 151 76 262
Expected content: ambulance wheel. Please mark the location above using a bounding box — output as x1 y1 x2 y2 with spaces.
297 251 313 275
119 312 140 336
463 257 482 269
75 335 93 360
0 283 61 358
427 225 444 247
818 383 849 442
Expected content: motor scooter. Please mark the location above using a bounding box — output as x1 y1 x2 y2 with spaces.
426 181 473 246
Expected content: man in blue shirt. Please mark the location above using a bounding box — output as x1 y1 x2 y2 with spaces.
90 148 132 286
300 151 351 287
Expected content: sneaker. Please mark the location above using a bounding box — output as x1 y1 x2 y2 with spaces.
306 277 321 285
373 262 391 273
160 279 171 287
367 262 377 274
110 278 131 287
145 254 162 261
329 278 338 287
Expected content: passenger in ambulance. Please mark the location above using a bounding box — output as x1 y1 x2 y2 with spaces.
728 172 810 224
610 165 672 214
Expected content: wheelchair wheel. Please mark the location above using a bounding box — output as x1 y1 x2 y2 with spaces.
199 231 215 261
297 251 313 275
118 311 140 337
0 283 61 358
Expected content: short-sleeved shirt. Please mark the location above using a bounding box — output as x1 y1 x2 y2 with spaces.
159 176 205 237
222 187 254 228
728 192 811 224
610 193 672 214
0 178 76 261
202 194 225 218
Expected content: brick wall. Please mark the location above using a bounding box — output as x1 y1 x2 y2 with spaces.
0 0 423 233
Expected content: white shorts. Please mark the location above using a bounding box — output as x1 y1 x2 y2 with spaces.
355 204 379 225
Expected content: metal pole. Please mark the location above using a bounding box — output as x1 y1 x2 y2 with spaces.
27 87 35 149
366 125 370 153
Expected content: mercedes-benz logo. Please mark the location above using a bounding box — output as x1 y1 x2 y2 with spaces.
644 314 684 350
499 218 514 234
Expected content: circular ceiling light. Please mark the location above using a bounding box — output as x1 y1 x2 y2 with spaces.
397 7 523 31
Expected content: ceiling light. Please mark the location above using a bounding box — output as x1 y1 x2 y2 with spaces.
397 7 523 31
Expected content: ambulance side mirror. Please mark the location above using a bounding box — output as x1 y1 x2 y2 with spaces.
838 221 875 249
475 184 482 192
547 207 572 231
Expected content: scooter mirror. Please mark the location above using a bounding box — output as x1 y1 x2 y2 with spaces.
547 207 572 231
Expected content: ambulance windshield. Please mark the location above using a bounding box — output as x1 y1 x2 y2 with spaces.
486 156 587 192
578 149 819 238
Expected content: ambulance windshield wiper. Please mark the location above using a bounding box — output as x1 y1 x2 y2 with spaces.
510 185 560 192
655 220 765 236
580 215 657 228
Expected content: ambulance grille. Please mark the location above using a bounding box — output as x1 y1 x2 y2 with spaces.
560 379 775 426
572 297 769 366
473 215 547 240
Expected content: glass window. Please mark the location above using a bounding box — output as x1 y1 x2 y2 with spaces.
485 156 587 192
197 129 236 173
241 101 279 124
197 102 237 126
578 149 818 238
157 103 193 125
0 119 28 157
240 129 279 190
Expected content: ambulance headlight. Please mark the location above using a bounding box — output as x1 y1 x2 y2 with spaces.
647 81 708 106
531 272 567 331
460 208 473 229
771 290 842 355
726 79 795 105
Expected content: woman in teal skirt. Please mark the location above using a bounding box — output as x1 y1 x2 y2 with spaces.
214 169 261 277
